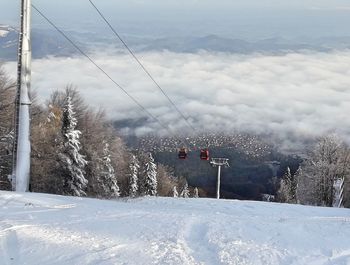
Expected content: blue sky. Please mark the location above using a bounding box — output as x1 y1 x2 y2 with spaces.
2 0 350 40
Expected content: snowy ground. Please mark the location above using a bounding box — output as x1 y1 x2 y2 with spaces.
1 191 350 265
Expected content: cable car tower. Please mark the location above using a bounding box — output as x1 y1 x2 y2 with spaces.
12 0 32 192
210 158 229 199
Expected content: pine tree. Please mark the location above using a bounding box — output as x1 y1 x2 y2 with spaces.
96 142 120 198
128 154 140 197
180 182 190 198
173 186 178 197
278 167 297 203
193 187 199 198
141 153 157 196
59 96 87 196
294 166 303 203
333 177 344 207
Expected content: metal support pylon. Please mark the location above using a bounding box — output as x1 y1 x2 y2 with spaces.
12 0 32 192
210 158 229 199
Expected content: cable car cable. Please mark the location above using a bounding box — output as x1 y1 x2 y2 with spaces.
31 4 189 149
88 0 197 133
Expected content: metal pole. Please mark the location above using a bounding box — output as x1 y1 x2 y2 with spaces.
12 0 31 192
216 165 221 199
211 158 229 200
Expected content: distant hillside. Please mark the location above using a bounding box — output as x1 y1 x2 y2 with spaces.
0 25 18 60
153 147 302 200
122 133 303 200
2 25 350 61
0 25 83 61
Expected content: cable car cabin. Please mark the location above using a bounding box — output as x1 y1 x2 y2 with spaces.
178 148 188 159
200 149 209 160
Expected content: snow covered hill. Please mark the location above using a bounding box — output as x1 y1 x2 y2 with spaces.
0 25 17 44
1 191 350 265
0 25 18 60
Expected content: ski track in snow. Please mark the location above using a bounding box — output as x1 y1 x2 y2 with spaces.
1 191 350 265
180 218 221 265
0 220 128 265
1 229 20 265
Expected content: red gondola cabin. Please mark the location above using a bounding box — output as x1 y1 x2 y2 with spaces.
200 149 209 160
178 148 188 159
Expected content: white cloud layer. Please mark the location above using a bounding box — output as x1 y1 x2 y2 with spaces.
4 50 350 147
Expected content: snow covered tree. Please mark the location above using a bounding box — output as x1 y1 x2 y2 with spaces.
95 142 120 198
173 186 178 197
193 187 199 198
30 87 88 195
180 182 190 198
156 164 177 196
294 166 303 204
128 154 140 197
333 177 344 208
140 153 157 196
0 66 15 190
30 103 63 193
58 96 88 196
28 87 132 197
297 135 350 207
278 167 297 203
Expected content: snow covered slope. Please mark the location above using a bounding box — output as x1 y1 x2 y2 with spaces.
1 191 350 265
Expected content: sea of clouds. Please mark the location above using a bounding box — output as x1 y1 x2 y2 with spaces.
4 50 350 149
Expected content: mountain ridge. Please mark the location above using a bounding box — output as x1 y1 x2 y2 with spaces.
2 25 350 61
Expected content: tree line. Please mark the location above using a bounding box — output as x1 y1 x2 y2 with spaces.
0 65 199 199
277 135 350 207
